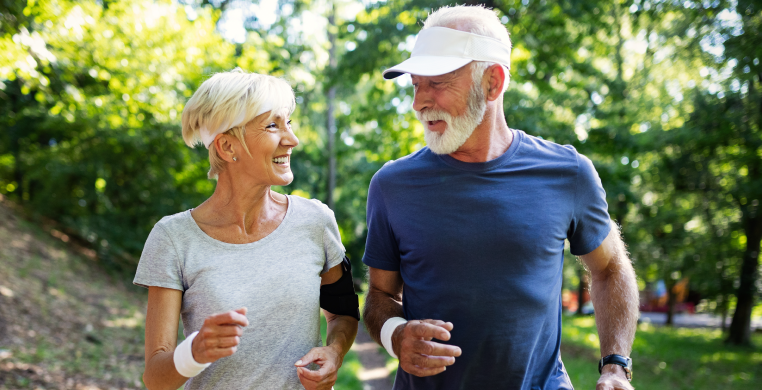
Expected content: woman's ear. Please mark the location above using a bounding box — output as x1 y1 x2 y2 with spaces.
213 133 237 163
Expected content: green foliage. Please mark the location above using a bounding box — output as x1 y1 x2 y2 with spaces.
1 0 240 272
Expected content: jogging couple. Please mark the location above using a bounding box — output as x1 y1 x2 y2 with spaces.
134 5 638 390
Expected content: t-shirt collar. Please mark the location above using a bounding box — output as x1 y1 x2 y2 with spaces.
434 129 522 171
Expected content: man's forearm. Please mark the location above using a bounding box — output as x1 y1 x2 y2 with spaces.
363 288 405 346
588 243 639 357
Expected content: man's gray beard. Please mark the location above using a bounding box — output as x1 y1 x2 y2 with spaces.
416 80 488 155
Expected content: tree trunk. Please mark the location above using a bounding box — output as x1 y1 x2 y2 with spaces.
720 295 728 332
576 266 587 316
325 3 337 210
666 283 676 326
727 213 762 345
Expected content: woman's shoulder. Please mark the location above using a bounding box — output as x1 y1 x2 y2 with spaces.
289 195 336 223
151 210 193 235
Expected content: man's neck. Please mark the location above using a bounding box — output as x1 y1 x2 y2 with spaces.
448 105 513 163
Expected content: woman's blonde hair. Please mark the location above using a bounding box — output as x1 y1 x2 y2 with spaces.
181 68 296 179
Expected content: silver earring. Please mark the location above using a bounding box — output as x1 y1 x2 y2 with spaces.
233 157 237 162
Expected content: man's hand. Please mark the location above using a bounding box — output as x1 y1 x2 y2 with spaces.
393 319 462 377
295 345 343 390
596 365 633 390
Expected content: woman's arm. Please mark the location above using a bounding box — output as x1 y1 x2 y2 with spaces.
143 286 188 390
295 264 359 390
321 264 359 359
144 287 249 390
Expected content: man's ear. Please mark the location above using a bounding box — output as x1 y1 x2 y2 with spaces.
213 134 236 163
486 64 507 101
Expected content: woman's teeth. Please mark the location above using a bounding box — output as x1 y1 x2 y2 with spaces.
273 156 289 164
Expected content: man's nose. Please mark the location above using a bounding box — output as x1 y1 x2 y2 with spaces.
412 83 433 112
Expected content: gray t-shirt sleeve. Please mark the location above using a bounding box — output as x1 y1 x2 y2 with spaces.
133 223 184 291
321 205 345 274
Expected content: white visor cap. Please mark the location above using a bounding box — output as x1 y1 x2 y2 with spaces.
383 27 512 79
199 102 272 149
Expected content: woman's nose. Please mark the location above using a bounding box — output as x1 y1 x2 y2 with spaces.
283 129 299 147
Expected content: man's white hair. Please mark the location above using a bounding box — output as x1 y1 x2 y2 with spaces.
181 68 295 179
422 5 511 93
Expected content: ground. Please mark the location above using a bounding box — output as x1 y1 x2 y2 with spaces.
0 199 146 389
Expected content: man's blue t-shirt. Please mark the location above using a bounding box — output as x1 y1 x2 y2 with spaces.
362 130 611 390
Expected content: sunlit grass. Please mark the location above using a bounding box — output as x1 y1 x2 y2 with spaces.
561 315 762 390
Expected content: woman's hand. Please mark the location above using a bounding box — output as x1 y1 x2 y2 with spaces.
294 345 343 390
191 307 249 364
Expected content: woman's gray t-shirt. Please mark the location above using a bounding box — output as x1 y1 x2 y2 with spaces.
133 195 345 390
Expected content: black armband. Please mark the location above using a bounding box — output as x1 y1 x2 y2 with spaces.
320 256 360 321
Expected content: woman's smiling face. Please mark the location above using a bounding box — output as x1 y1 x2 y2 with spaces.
237 108 299 186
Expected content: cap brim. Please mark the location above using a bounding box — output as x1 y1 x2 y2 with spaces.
383 56 473 79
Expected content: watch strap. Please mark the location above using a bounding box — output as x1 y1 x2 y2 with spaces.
598 354 632 381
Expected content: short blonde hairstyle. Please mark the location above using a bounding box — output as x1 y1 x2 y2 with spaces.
423 5 511 92
181 68 296 179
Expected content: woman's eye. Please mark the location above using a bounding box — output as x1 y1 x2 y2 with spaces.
266 122 277 129
287 120 292 126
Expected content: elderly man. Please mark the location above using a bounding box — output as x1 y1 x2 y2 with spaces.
361 5 639 390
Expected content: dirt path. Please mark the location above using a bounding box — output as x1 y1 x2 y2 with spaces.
351 324 394 390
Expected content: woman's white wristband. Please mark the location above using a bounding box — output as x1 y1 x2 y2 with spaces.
174 331 211 378
381 317 408 359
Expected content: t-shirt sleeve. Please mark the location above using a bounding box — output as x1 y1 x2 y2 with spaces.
133 223 184 290
568 153 612 256
362 172 401 271
322 205 346 274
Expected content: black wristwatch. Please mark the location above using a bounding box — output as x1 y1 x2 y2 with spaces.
598 354 632 382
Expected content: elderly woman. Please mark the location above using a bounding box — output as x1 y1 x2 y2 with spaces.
133 69 358 390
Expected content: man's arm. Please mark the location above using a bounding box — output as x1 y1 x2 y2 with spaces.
363 267 405 344
579 222 639 390
364 267 461 377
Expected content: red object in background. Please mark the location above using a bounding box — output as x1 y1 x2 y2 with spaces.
638 278 696 314
562 290 590 313
564 277 699 315
639 302 696 314
562 290 578 313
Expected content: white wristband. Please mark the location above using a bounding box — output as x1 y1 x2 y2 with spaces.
381 317 408 359
174 331 211 378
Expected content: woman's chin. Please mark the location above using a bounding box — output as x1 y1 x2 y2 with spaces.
272 173 294 187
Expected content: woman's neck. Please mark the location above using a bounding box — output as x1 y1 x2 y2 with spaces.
193 172 287 238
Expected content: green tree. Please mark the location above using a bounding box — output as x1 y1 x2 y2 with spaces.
0 0 242 271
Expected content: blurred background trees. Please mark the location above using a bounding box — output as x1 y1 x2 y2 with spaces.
1 0 760 345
